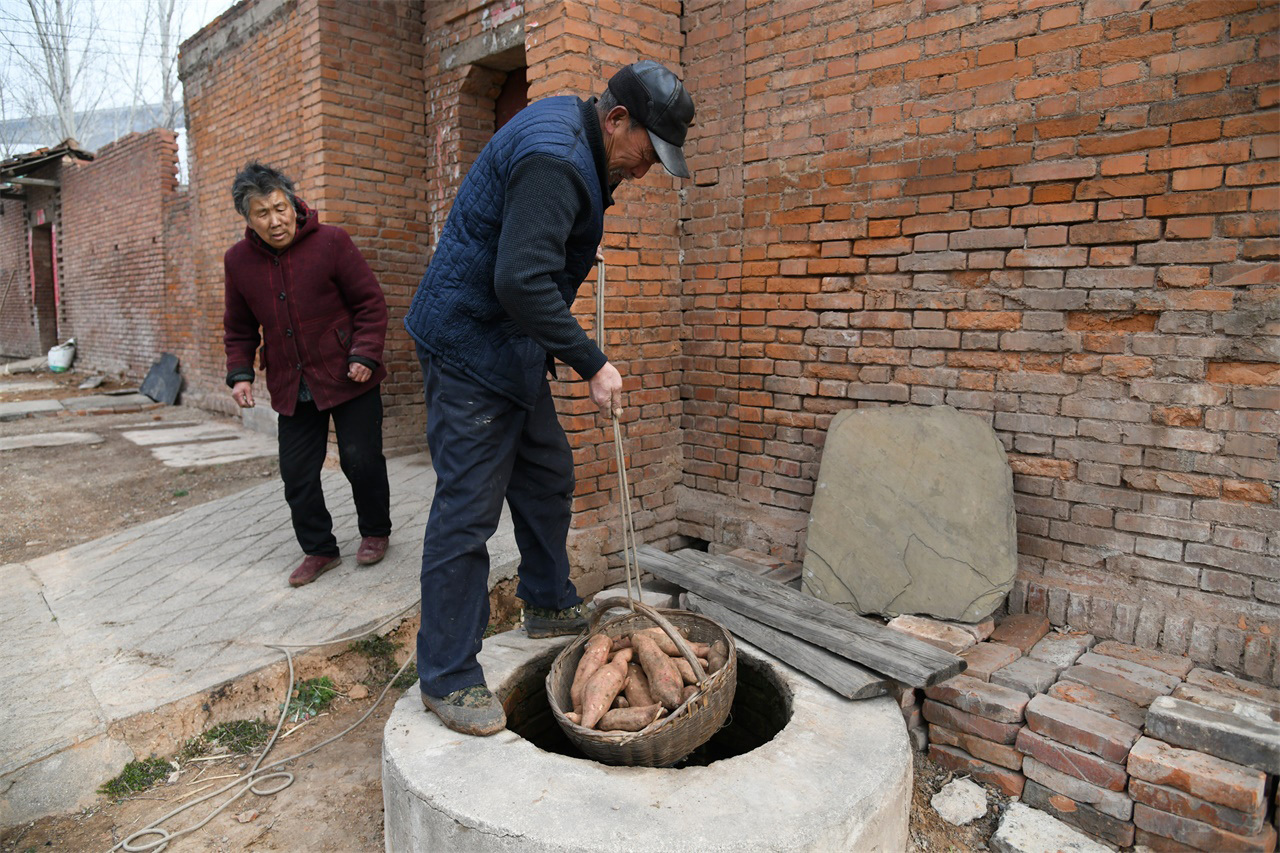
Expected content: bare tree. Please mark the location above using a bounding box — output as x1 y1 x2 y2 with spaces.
0 0 105 145
153 0 181 129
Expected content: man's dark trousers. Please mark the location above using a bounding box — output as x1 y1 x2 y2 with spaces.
415 347 582 698
277 385 392 556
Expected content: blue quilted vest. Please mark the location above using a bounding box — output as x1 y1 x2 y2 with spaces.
404 96 606 409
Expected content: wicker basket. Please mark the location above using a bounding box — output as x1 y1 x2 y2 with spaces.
545 598 737 767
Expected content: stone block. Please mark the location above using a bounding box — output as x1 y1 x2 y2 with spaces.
887 614 979 654
1185 667 1280 711
1027 630 1096 670
1059 663 1167 707
928 743 1026 798
1145 696 1280 774
960 642 1021 682
1075 651 1183 695
908 725 929 752
802 405 1017 622
991 802 1114 853
1016 729 1129 792
1091 640 1194 679
1129 778 1267 837
1133 803 1277 853
991 656 1060 696
1048 680 1146 729
923 699 1022 745
929 724 1024 770
1025 693 1142 764
991 613 1051 654
1173 683 1280 723
1024 756 1134 820
1021 779 1136 848
925 675 1030 723
1127 736 1269 815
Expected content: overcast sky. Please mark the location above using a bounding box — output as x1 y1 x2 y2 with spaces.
0 0 234 122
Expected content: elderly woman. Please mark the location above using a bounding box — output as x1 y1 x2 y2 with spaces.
223 162 391 586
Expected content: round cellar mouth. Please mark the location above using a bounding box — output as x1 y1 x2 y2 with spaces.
503 647 793 766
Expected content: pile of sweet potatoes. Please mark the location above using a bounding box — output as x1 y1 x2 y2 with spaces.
563 626 730 732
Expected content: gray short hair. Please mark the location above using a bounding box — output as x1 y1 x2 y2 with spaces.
231 162 296 217
596 88 641 128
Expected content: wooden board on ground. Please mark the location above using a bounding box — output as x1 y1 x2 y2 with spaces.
637 545 964 688
686 593 892 700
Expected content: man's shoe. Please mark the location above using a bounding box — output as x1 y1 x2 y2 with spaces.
420 684 506 736
356 535 389 565
523 603 588 639
288 555 340 587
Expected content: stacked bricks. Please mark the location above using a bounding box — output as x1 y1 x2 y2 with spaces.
893 610 1025 796
915 610 1280 850
1131 670 1279 852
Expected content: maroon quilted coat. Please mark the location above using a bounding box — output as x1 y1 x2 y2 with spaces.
223 201 388 416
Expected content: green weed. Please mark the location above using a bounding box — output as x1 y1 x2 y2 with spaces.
98 756 172 798
284 676 337 722
204 719 272 754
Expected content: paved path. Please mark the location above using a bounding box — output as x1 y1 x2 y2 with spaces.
0 455 521 827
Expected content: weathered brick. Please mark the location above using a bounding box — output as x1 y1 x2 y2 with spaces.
1059 663 1171 708
928 723 1024 770
1016 728 1130 792
960 642 1022 682
1048 680 1147 729
1146 696 1280 774
1129 737 1270 815
928 743 1026 797
1130 778 1266 836
1184 668 1280 710
925 674 1031 723
1022 779 1137 848
1133 803 1277 853
887 614 980 654
1028 631 1097 669
1172 683 1280 722
1024 756 1134 821
922 699 1023 744
1074 652 1185 696
990 612 1051 653
991 656 1061 696
1025 693 1142 764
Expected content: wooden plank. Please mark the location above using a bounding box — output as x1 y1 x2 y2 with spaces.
686 593 892 700
638 545 964 687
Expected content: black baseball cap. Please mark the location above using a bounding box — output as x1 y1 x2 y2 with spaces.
606 60 696 179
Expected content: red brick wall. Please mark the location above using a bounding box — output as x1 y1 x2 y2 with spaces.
180 0 427 430
0 191 39 357
61 130 185 378
680 0 1279 679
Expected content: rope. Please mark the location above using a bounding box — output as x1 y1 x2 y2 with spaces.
105 611 418 853
613 414 642 610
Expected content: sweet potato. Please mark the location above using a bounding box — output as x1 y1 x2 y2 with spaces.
706 639 728 674
611 635 632 653
681 685 698 703
633 633 683 710
598 703 664 732
673 656 700 685
580 653 631 729
570 634 613 714
564 711 581 725
614 695 630 709
624 662 654 708
632 626 688 657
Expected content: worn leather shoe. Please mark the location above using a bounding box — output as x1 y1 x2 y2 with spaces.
420 684 506 736
288 555 340 587
356 535 389 566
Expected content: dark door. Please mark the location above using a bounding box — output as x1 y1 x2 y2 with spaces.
30 224 57 351
495 67 529 132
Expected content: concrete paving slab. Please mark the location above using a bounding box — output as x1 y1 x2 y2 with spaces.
0 431 104 451
2 454 521 826
118 423 250 445
0 380 60 393
0 399 64 421
60 393 159 413
147 437 278 466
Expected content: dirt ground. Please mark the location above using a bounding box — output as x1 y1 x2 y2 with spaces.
0 365 995 853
